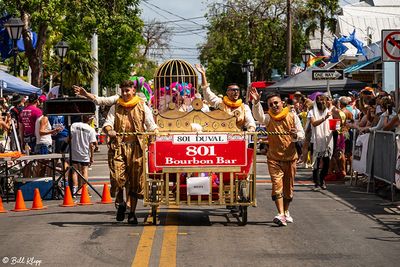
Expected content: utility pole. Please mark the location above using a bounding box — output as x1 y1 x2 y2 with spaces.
286 0 292 76
91 32 99 128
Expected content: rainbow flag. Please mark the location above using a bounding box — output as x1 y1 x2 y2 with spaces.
307 56 328 67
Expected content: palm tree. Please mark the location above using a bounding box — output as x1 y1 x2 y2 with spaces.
59 35 97 93
305 0 340 54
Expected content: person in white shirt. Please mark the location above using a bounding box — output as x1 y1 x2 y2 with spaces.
35 115 62 154
308 93 333 191
195 64 256 131
70 115 97 195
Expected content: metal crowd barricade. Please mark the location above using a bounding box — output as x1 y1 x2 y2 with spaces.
369 130 397 201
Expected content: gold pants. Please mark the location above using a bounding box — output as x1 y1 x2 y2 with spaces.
107 146 117 197
111 142 144 198
267 159 296 201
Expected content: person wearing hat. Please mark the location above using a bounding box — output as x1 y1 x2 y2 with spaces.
9 93 25 122
18 93 43 153
0 99 11 153
195 64 256 131
6 94 25 150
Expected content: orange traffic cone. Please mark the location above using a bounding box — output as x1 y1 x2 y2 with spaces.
60 186 76 207
0 196 7 213
31 188 48 210
98 183 113 204
11 190 29 212
78 184 93 205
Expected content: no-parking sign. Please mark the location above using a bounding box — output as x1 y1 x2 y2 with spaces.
382 29 400 62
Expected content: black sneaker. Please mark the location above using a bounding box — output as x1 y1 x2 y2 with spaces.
116 202 126 222
128 212 138 225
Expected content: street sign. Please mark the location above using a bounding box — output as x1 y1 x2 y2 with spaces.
312 70 344 80
0 80 7 89
0 80 7 97
382 29 400 62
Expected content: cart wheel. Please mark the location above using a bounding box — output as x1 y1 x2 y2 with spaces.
151 205 157 225
239 206 248 226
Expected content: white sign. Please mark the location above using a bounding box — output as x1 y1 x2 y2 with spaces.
0 80 7 89
312 70 344 80
382 29 400 62
187 176 210 195
172 134 228 144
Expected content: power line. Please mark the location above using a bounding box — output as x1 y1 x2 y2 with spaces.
142 0 205 26
141 1 205 38
143 16 206 25
151 47 199 50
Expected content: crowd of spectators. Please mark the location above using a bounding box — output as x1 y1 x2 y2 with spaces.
259 87 398 190
0 92 98 192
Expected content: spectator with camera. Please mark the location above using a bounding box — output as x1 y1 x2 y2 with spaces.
0 99 11 152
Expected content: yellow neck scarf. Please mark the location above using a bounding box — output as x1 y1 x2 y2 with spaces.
223 96 242 108
268 107 289 121
117 96 141 108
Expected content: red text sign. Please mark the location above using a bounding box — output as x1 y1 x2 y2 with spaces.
154 134 247 167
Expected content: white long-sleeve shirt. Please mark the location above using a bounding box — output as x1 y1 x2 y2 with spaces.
252 101 304 142
93 95 119 106
102 103 158 132
202 85 256 130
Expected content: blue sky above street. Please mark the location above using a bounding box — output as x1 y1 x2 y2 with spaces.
139 0 360 65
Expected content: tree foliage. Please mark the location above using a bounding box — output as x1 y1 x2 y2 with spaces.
141 19 172 59
303 0 340 53
2 0 145 92
199 0 309 94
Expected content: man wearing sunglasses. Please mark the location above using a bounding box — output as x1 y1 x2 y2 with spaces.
250 87 304 226
195 64 256 131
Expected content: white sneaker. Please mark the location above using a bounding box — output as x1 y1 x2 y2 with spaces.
273 214 287 226
284 211 294 223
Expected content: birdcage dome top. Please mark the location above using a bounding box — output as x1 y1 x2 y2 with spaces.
153 59 198 90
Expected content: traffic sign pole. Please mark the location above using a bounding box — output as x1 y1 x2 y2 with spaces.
382 29 400 109
396 62 399 110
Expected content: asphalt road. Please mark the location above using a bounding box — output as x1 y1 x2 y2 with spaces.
0 145 399 267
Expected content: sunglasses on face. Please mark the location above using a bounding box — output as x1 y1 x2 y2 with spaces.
227 88 240 93
269 101 281 107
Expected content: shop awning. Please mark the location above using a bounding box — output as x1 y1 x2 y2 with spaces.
344 56 381 74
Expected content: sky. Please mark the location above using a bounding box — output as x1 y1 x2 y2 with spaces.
139 0 213 65
139 0 360 65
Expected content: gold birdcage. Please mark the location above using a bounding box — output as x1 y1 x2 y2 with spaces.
153 59 198 113
152 59 240 132
154 59 198 91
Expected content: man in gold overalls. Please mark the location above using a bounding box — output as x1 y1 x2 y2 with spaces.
250 88 304 226
103 80 158 224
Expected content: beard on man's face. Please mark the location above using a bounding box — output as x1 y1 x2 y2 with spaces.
316 102 325 110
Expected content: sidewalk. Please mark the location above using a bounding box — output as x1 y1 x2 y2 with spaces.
296 167 400 235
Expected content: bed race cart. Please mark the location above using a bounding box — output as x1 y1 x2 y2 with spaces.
141 60 258 226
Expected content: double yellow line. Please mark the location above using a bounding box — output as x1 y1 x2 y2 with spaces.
131 207 178 267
